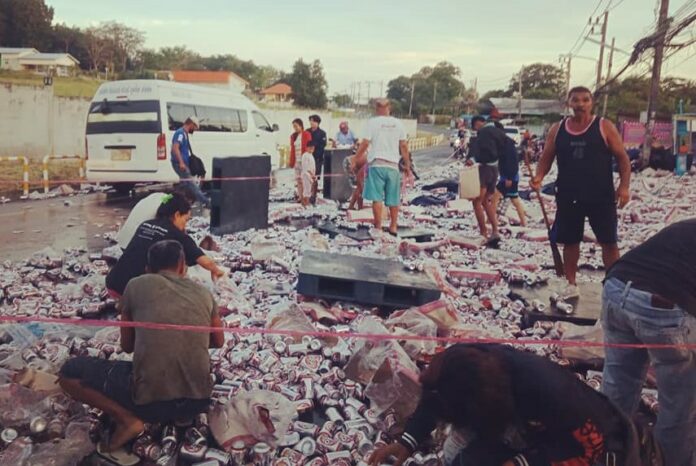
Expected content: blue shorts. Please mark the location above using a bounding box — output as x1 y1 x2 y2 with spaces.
496 174 520 198
363 166 401 207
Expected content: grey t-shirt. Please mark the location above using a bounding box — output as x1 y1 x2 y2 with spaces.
120 271 217 405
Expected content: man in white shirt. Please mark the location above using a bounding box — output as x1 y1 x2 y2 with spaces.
353 99 411 234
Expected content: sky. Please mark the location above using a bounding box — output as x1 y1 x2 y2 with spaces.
47 0 696 97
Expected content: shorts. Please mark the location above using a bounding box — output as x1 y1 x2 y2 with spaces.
363 166 401 207
313 153 324 178
496 175 520 199
551 198 618 245
60 357 210 423
479 164 499 194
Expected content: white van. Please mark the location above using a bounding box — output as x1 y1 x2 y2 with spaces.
85 80 280 193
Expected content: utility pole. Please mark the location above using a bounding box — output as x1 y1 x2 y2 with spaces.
642 0 670 165
601 37 616 117
379 81 384 98
432 81 438 115
517 67 523 120
366 81 371 104
594 11 609 92
357 82 362 109
559 54 572 96
408 80 415 117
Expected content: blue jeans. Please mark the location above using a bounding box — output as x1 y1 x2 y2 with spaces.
171 161 210 207
601 277 696 466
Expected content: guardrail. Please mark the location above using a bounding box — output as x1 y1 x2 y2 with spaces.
276 134 445 169
0 156 30 197
42 155 85 193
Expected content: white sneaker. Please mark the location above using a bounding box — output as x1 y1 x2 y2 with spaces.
559 284 580 300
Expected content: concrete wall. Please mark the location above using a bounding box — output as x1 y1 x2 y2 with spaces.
0 83 90 158
0 83 418 159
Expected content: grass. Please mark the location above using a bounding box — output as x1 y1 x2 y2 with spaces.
0 71 102 98
0 159 84 197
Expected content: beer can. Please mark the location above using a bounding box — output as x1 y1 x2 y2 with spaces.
29 416 48 436
556 301 574 315
179 443 208 463
133 435 162 461
316 432 340 453
253 442 272 466
278 431 301 447
1 428 18 446
293 421 319 437
280 447 306 463
227 439 247 465
294 437 317 457
325 407 344 423
184 427 207 447
204 448 231 465
325 450 352 462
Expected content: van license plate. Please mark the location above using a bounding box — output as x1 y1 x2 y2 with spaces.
111 149 132 161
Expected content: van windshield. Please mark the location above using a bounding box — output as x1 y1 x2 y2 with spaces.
86 100 161 134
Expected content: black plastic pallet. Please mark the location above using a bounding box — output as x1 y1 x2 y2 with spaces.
315 220 372 241
297 250 441 308
385 226 435 243
517 281 602 327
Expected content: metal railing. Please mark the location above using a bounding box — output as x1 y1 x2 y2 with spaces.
42 155 85 193
0 156 30 197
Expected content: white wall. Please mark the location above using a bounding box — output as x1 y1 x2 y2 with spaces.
0 83 90 158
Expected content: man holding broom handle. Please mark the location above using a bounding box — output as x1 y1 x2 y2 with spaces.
531 86 631 300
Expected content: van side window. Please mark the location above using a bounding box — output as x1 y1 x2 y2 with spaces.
167 103 195 131
189 105 247 133
252 111 272 131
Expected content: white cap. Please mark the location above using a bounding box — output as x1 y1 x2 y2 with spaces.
187 115 200 128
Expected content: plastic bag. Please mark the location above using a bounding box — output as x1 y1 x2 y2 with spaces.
265 302 316 344
25 420 94 466
209 389 295 448
250 239 285 262
459 164 480 199
559 321 605 362
386 309 438 358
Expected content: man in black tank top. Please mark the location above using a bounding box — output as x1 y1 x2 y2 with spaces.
531 87 631 299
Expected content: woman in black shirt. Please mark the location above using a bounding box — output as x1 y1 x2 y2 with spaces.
105 193 224 297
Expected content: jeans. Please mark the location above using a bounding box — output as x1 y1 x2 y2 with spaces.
171 161 210 207
601 277 696 466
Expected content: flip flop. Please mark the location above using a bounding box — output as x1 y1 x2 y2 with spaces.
486 235 501 248
96 442 140 466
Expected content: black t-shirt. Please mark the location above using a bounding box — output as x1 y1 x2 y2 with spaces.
475 124 507 164
310 128 327 158
105 217 204 295
607 219 696 316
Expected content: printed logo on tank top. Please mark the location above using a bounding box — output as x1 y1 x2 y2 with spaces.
570 140 587 160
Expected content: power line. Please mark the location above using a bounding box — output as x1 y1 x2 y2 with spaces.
568 0 607 55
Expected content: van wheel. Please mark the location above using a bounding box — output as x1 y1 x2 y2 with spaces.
112 183 135 195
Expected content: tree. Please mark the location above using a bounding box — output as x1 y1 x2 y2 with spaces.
508 63 565 100
0 0 54 49
84 27 109 72
287 59 328 108
98 22 145 73
332 93 353 107
386 61 466 117
387 76 414 116
49 24 90 69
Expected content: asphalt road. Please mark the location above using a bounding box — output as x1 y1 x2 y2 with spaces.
0 143 452 262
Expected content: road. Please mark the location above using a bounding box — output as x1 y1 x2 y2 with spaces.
0 143 452 262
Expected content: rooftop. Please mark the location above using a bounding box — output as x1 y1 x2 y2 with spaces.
171 70 249 85
261 83 293 95
489 97 565 116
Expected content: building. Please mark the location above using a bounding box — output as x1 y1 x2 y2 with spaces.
18 53 80 77
0 47 39 71
0 48 79 76
170 70 248 93
260 83 293 103
488 97 565 117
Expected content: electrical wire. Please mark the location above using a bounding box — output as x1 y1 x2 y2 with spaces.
568 0 607 55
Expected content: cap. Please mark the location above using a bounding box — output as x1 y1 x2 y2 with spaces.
188 116 200 129
375 98 390 107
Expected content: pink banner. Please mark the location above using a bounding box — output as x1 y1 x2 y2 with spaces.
621 120 673 149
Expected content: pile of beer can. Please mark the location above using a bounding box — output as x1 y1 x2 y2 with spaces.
0 167 694 464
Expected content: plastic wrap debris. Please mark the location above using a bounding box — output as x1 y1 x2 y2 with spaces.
386 309 438 358
266 303 317 344
209 389 295 448
559 321 605 362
